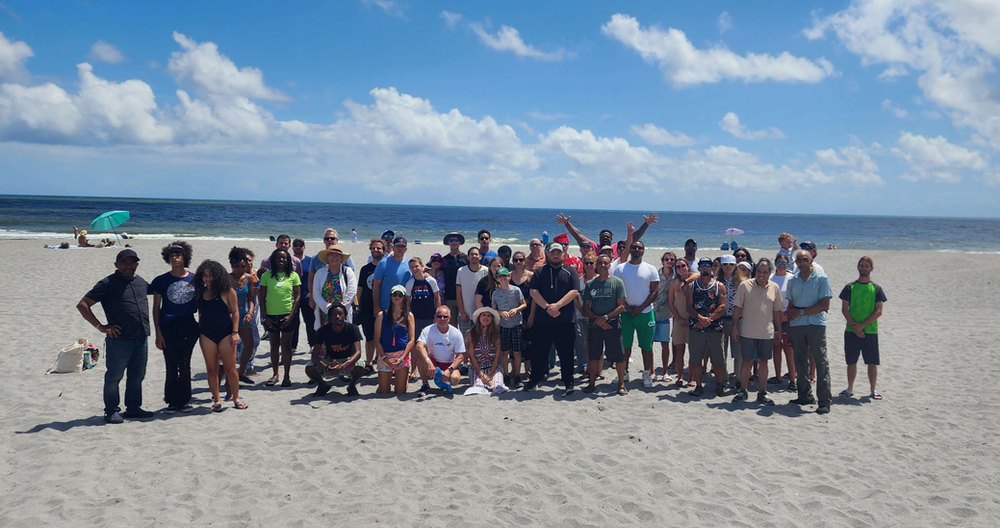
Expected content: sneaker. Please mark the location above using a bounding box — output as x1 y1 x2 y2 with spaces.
123 409 154 419
522 382 536 392
788 381 798 391
164 405 179 414
180 404 194 413
417 383 430 397
346 384 360 397
624 370 630 383
642 370 653 388
790 396 816 405
562 388 574 397
689 385 704 397
816 405 831 415
261 331 270 340
511 375 522 389
732 390 748 403
104 412 124 424
715 384 726 397
312 384 332 397
756 392 775 406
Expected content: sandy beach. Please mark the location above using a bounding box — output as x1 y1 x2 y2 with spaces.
1 236 998 527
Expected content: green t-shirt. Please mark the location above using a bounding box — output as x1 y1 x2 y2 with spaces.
839 281 886 334
260 270 301 315
583 275 626 317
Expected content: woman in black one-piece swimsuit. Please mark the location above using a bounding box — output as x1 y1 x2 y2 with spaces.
195 259 248 412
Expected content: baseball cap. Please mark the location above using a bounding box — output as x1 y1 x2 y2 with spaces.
737 261 752 270
720 255 736 264
546 242 564 253
382 229 395 239
685 239 698 247
392 236 407 247
390 284 407 295
599 245 614 253
116 249 140 262
697 257 713 267
496 267 510 277
553 233 570 245
799 241 817 250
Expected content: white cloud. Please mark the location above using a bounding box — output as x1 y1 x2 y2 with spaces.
881 99 907 118
814 143 885 186
630 123 696 147
602 13 835 87
89 40 126 64
440 10 463 29
361 0 406 19
470 23 570 62
528 110 570 121
719 112 785 140
983 172 1000 187
718 11 733 34
806 0 1000 151
877 64 907 79
168 32 289 102
892 131 988 182
0 31 32 81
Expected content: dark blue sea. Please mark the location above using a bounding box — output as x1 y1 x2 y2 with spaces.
2 195 999 252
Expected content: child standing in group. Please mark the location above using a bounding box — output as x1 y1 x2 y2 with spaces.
778 232 797 274
491 267 527 388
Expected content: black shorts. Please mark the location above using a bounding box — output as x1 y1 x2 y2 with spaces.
588 318 624 363
360 314 376 341
844 332 879 365
500 325 524 352
264 313 298 336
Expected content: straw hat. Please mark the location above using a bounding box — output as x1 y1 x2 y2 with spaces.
79 230 88 236
472 306 500 325
317 245 351 264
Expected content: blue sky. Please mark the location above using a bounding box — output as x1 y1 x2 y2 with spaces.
1 0 998 217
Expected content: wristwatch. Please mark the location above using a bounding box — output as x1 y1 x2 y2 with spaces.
603 314 610 321
798 309 804 316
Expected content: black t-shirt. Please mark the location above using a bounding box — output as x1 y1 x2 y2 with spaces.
529 264 579 325
443 253 468 301
357 262 377 320
475 276 495 310
316 323 363 360
85 272 151 339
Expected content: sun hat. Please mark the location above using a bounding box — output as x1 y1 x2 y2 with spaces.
318 245 351 264
390 284 407 296
80 230 88 236
472 306 500 323
720 255 736 264
443 231 466 245
429 252 444 263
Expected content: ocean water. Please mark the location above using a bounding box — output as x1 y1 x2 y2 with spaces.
1 195 999 252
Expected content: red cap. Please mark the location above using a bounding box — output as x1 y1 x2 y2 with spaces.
553 233 569 244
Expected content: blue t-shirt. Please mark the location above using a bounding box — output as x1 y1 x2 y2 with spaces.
480 250 499 265
373 257 413 309
149 272 196 325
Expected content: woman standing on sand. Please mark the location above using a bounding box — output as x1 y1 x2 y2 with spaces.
475 257 504 309
194 260 247 411
509 250 534 381
652 251 677 382
228 247 258 385
425 253 446 295
669 259 694 387
769 253 797 391
375 285 415 395
259 248 301 388
719 256 751 386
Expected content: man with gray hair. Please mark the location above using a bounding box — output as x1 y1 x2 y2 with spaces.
731 258 784 406
785 250 833 414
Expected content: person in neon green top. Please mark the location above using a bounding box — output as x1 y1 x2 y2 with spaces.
838 256 886 400
259 248 302 387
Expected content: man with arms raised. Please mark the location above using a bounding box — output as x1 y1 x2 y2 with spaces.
785 250 833 414
731 258 783 406
839 256 886 400
556 212 658 261
612 237 659 388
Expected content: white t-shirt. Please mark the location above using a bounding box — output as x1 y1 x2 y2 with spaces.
418 325 467 363
456 265 489 317
770 273 791 310
613 261 659 313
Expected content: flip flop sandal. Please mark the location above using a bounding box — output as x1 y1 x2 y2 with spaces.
617 387 628 396
870 391 883 400
234 398 249 410
211 403 223 413
839 389 853 397
265 376 278 387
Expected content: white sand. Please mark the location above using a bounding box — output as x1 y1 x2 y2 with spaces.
1 237 998 526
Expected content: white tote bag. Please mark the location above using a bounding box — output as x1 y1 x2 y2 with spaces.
46 339 87 374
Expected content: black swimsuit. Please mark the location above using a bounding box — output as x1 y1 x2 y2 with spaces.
199 293 232 344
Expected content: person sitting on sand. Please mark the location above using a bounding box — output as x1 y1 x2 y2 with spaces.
465 307 508 395
413 305 467 395
306 303 365 397
839 256 886 401
76 228 95 247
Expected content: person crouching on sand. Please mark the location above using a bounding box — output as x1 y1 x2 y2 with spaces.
375 285 415 395
306 303 365 398
465 307 508 395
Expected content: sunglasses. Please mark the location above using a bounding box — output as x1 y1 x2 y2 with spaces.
324 236 338 241
293 244 304 248
662 258 675 262
530 242 541 247
722 263 736 267
512 258 525 262
776 262 789 266
391 292 405 298
434 314 450 319
583 261 596 265
698 263 713 268
676 264 689 269
446 238 460 243
479 237 490 241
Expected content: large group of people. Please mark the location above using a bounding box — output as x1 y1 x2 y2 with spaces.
76 219 887 424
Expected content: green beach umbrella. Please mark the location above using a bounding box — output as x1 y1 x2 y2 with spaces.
90 210 130 244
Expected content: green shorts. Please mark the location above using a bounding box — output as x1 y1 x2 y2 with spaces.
621 310 655 350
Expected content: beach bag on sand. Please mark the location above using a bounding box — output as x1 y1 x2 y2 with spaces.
46 339 99 374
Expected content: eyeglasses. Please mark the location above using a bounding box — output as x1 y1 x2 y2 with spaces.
324 236 337 241
391 292 404 298
434 314 450 319
512 258 525 263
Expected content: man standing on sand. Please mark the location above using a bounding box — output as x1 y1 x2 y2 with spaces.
839 256 886 400
356 238 384 372
612 239 659 388
442 231 468 326
477 229 499 265
351 228 358 243
77 249 155 424
581 254 628 395
556 212 658 260
372 236 412 315
292 238 311 353
524 238 547 271
785 250 833 414
525 242 579 396
687 257 728 397
456 247 488 335
258 234 303 276
731 258 783 406
798 241 824 275
149 242 198 414
682 239 698 270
